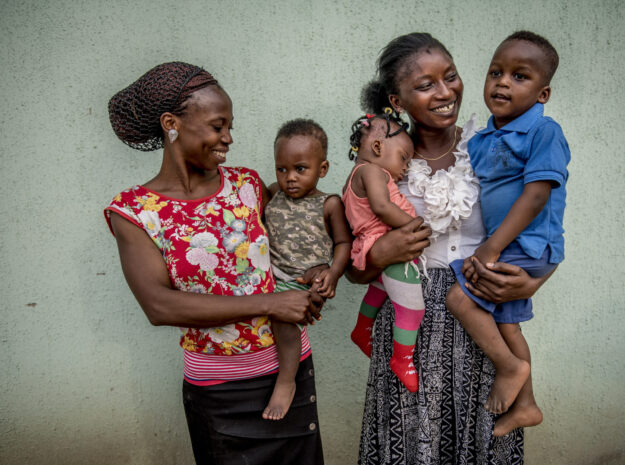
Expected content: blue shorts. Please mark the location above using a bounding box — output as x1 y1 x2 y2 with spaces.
449 242 557 324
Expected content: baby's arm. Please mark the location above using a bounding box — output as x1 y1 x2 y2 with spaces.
358 164 414 228
314 196 352 298
470 181 552 275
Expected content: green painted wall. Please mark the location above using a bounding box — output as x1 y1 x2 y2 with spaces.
2 1 623 464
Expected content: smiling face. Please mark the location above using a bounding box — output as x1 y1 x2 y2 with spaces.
176 86 233 171
274 135 329 199
484 40 551 128
390 48 463 131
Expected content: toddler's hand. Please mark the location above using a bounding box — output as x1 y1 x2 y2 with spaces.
461 256 475 280
298 264 330 288
314 268 340 299
469 244 501 283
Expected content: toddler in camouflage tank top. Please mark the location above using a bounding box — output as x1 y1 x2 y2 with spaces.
262 119 352 421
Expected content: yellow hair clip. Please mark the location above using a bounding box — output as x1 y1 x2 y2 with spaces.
384 107 393 115
351 146 359 152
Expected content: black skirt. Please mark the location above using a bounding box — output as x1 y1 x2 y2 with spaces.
183 355 324 465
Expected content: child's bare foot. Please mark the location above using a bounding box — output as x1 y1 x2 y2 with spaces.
262 380 296 421
351 328 373 358
494 402 543 436
485 359 530 414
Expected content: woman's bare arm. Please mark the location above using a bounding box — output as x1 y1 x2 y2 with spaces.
110 213 322 327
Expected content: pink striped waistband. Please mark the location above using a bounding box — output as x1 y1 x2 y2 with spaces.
184 328 311 386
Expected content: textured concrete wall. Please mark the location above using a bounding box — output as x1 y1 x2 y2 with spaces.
1 1 623 464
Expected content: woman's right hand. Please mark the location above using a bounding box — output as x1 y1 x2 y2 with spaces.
465 257 557 303
269 290 325 325
369 217 431 268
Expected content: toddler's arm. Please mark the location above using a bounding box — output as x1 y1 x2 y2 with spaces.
469 181 552 279
358 164 414 228
314 196 352 298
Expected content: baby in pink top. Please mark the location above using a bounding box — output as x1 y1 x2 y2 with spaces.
342 113 425 392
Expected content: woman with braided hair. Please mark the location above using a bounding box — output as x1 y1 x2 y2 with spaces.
105 62 324 464
349 34 557 464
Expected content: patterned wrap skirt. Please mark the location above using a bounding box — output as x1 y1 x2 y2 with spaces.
358 268 524 465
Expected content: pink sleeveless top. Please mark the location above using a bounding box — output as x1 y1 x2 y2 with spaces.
342 164 416 270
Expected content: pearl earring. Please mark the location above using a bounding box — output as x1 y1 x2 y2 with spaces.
168 128 178 143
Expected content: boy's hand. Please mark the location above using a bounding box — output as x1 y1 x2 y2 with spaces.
461 256 475 279
467 244 500 283
314 268 340 299
297 264 329 287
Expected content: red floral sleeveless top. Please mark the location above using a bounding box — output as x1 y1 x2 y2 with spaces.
105 167 277 356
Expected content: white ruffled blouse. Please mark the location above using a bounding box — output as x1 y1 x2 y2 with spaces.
397 116 487 269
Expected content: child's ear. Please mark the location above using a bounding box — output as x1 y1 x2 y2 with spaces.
319 160 329 178
537 85 551 104
371 139 382 157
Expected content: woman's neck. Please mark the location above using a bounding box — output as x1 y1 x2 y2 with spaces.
413 125 459 174
414 125 457 154
145 148 221 199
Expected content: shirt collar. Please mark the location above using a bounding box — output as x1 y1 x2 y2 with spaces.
480 103 544 135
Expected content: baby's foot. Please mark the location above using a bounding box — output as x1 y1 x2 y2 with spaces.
485 359 530 414
390 355 419 393
262 380 296 421
494 402 543 436
351 327 373 358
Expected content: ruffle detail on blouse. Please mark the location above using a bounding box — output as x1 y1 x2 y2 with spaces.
403 116 481 240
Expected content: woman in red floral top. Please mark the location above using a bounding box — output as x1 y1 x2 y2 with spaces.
105 62 324 464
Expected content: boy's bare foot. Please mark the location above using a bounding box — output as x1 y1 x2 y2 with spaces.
494 402 543 436
485 359 530 414
262 380 296 420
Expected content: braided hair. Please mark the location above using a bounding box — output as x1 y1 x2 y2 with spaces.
361 33 453 115
348 109 408 161
108 62 219 151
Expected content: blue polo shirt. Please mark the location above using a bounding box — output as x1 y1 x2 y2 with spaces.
468 103 570 264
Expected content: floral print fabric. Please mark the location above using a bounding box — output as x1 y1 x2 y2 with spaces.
105 166 277 356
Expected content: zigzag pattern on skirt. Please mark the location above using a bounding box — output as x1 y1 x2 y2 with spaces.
358 268 524 465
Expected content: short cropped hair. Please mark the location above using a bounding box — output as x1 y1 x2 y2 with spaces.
274 119 328 157
503 30 559 84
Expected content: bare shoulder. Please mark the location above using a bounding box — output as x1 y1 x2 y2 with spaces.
359 163 389 181
323 194 345 216
267 182 280 196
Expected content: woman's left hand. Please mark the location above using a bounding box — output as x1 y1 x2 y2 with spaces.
465 257 556 303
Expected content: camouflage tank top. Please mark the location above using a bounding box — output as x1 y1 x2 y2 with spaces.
265 191 334 280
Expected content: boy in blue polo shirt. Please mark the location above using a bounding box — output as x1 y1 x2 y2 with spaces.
446 31 570 437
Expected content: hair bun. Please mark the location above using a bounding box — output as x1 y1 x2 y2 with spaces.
108 62 217 152
360 80 389 115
